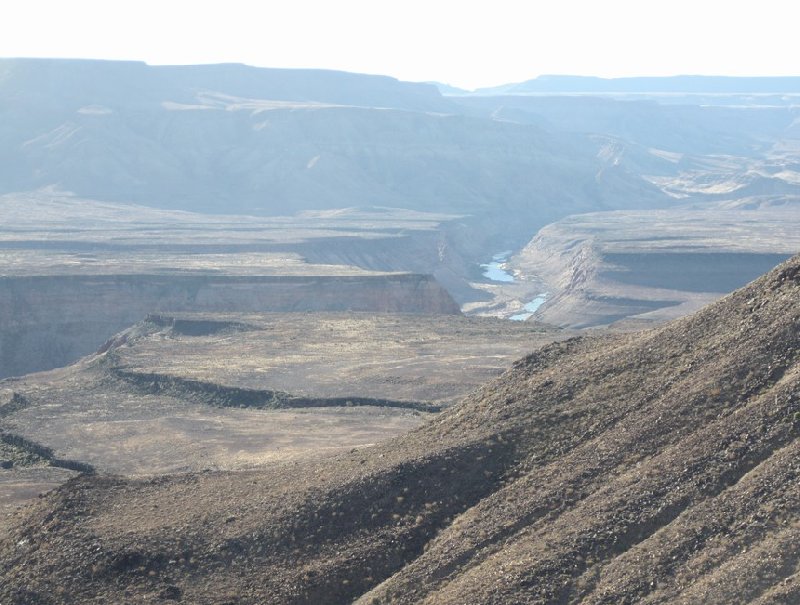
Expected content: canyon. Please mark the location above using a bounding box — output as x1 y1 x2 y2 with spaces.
1 61 799 604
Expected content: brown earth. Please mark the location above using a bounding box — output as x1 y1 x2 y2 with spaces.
0 313 566 514
0 255 798 604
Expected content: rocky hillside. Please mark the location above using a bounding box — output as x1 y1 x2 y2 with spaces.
0 255 797 603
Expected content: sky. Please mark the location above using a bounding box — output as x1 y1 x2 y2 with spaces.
1 0 797 90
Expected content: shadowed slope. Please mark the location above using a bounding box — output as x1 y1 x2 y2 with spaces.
1 256 798 604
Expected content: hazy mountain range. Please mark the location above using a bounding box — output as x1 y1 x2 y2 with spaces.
458 74 800 95
0 59 669 237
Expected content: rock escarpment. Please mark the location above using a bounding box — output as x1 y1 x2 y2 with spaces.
0 273 459 378
512 203 799 328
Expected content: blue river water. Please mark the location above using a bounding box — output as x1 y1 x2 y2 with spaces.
510 294 549 321
481 251 548 321
481 250 515 282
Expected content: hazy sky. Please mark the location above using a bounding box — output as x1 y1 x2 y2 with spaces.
2 0 796 89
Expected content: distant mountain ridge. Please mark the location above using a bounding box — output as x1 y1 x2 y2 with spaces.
476 74 800 95
0 58 668 226
0 58 451 112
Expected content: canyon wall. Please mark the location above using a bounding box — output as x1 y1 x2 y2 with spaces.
0 273 459 379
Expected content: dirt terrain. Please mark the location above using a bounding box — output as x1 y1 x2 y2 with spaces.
104 312 563 402
0 254 796 603
0 313 566 513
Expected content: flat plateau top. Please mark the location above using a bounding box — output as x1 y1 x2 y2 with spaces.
1 312 569 510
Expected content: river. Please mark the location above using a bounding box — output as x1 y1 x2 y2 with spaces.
481 250 515 282
481 251 548 321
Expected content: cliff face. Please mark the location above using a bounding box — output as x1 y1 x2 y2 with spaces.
0 273 459 378
512 204 799 328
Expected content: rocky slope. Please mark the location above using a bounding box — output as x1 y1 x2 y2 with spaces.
0 254 797 603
